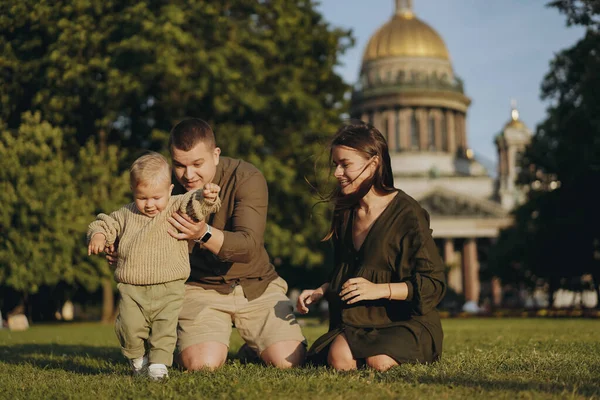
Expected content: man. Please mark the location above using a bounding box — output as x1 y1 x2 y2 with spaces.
165 118 306 369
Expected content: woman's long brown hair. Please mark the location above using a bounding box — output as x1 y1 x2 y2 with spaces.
322 121 396 241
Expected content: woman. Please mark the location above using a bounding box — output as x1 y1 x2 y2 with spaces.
298 121 446 371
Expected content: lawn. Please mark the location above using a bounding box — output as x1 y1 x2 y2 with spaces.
0 318 599 399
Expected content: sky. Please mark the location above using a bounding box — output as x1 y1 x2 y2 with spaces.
317 0 585 166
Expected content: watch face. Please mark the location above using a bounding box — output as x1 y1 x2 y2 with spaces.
201 232 212 243
201 225 212 243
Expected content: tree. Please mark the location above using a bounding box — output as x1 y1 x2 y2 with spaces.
0 113 94 310
491 0 600 307
547 0 600 28
1 0 354 302
0 112 130 320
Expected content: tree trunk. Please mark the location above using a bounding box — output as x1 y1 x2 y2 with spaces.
593 272 600 310
101 279 114 323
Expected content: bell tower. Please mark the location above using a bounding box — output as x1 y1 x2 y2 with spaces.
495 100 532 209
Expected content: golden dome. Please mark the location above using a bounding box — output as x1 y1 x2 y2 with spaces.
363 13 450 62
504 119 526 130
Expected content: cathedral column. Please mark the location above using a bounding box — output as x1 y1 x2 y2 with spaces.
462 238 480 310
455 113 464 150
372 110 383 133
386 109 397 150
417 108 428 150
497 143 507 177
507 146 517 191
446 111 456 154
445 239 462 294
460 113 468 150
434 109 443 153
399 109 411 150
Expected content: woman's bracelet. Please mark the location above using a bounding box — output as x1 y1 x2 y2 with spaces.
387 283 392 300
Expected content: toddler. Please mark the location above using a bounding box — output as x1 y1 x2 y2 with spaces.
88 152 220 380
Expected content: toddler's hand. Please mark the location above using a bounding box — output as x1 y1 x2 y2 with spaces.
203 183 221 202
88 233 107 255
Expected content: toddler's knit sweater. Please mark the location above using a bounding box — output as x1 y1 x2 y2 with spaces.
87 190 221 285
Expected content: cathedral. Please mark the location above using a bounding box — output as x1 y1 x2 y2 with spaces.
350 0 532 311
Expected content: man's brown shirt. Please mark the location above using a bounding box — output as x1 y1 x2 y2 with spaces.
183 157 278 301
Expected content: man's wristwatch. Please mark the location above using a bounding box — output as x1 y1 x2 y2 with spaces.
194 224 212 244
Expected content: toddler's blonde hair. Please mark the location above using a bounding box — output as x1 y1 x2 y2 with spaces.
130 152 171 188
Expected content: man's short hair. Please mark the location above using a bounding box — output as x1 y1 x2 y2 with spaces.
130 152 171 188
169 118 216 152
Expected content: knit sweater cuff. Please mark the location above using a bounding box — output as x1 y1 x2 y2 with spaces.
178 190 222 221
87 213 119 245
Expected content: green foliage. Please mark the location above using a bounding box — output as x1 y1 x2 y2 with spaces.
0 112 129 295
72 140 130 289
546 0 600 28
490 1 600 296
1 319 600 399
0 113 87 293
1 0 353 287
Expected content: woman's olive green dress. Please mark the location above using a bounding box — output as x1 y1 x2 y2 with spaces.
308 190 447 364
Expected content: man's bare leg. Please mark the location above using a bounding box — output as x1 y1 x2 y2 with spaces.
178 342 228 371
260 340 306 369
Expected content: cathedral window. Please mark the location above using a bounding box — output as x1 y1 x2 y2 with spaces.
515 150 524 174
397 70 405 83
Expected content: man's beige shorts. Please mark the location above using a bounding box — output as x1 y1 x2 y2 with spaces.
177 277 306 354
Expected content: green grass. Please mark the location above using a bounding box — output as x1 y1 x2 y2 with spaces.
1 319 599 399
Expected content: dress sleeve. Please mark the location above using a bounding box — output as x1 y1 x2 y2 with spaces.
177 189 222 221
87 209 125 246
397 208 447 315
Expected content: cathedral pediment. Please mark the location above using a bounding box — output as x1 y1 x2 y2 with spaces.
416 187 507 218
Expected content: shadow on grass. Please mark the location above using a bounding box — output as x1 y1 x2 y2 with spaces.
383 373 600 397
0 344 122 375
1 343 262 376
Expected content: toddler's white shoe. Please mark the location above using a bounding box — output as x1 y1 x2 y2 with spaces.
148 363 169 381
129 355 149 376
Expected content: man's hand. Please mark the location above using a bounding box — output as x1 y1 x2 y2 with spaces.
203 183 220 203
168 212 206 241
88 233 107 255
105 244 117 265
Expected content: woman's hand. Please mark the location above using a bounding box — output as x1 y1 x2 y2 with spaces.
340 277 390 304
297 284 328 314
